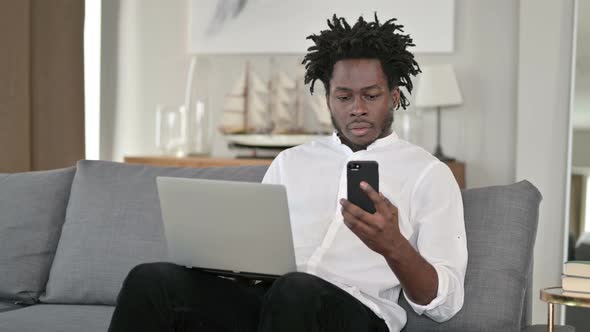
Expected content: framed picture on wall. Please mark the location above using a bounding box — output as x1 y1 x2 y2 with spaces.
189 0 455 54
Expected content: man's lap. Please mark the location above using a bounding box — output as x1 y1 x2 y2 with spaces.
113 262 388 331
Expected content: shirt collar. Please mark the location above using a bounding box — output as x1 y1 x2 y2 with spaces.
331 130 399 152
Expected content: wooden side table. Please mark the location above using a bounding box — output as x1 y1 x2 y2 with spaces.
540 287 590 332
445 161 465 189
124 156 466 189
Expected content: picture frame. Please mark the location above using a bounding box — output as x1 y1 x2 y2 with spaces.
189 0 455 54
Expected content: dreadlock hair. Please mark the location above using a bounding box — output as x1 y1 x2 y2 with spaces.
302 13 421 110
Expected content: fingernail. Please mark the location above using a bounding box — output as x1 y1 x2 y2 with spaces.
360 182 368 189
340 198 345 205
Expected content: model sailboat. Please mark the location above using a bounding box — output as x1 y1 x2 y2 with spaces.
220 62 333 153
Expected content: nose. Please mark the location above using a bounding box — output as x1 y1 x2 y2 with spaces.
351 97 368 117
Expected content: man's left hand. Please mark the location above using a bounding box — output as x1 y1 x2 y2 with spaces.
340 182 404 257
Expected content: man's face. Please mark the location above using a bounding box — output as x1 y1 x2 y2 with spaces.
327 59 399 152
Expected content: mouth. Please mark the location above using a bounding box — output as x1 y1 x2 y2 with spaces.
348 122 372 137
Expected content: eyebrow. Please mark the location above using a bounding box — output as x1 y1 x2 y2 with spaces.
333 85 384 92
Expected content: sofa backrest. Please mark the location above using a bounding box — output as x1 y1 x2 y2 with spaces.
401 180 541 332
40 160 268 305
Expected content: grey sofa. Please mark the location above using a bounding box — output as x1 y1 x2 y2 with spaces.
0 159 547 331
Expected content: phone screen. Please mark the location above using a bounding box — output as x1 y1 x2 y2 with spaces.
347 161 379 213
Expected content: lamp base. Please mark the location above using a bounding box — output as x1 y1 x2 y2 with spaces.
433 145 455 162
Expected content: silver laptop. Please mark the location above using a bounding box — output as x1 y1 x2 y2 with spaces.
156 176 297 280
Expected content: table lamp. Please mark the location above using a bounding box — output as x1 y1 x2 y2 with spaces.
415 64 463 162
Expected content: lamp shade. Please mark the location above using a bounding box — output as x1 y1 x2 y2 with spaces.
415 64 463 108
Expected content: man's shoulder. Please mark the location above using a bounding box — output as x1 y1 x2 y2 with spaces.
392 138 441 169
380 138 457 192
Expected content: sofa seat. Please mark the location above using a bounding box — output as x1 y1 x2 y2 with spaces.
0 304 114 332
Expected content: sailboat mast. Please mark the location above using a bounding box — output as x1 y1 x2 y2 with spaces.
269 57 275 132
244 61 250 133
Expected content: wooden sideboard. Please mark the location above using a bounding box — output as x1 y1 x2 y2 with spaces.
124 155 272 168
446 161 465 189
124 156 466 189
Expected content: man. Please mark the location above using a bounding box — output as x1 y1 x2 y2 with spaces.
108 14 467 332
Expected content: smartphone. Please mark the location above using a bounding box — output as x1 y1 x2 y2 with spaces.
347 161 379 214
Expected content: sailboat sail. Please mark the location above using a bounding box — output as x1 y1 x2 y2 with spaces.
251 72 268 94
218 70 246 134
270 70 296 134
228 71 246 95
293 71 307 133
246 71 270 133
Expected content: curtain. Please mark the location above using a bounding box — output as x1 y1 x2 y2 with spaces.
0 0 85 172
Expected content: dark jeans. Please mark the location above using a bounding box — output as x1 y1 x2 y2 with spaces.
108 262 389 332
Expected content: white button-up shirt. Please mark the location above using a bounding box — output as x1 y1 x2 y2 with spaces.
262 131 468 332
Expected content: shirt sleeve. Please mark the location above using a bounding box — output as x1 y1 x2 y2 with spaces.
403 161 468 322
261 152 283 185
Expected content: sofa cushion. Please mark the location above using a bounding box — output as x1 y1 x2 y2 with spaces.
41 160 268 305
400 180 541 332
0 304 114 332
0 167 76 304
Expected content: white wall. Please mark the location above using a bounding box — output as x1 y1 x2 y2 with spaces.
101 0 192 161
416 0 518 189
101 0 519 190
573 70 590 128
516 0 576 324
572 1 590 167
573 0 590 129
